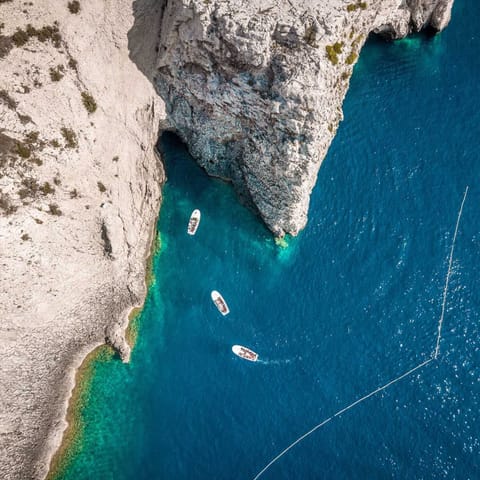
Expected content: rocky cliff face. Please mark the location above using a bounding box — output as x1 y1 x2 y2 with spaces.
0 1 164 479
154 0 454 236
0 0 455 478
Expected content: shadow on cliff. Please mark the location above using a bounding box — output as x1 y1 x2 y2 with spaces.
127 0 165 85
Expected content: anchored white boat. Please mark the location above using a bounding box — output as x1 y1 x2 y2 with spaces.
232 345 258 362
187 209 201 235
211 290 230 315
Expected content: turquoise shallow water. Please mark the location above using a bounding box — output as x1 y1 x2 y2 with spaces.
57 1 479 478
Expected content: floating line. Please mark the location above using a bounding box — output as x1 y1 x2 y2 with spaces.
252 358 433 480
252 187 469 480
434 186 469 359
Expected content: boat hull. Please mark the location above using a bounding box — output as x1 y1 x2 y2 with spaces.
232 345 258 362
211 290 230 315
187 209 201 235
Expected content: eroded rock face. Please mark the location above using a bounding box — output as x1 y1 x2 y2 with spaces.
154 0 454 236
0 1 164 478
375 0 454 38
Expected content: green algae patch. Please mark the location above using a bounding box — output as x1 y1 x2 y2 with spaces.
46 345 115 480
48 223 163 477
126 230 162 349
272 234 300 266
147 231 163 287
125 306 142 348
274 236 289 249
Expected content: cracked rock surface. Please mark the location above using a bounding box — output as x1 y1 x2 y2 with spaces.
0 0 455 478
155 0 453 235
0 1 164 478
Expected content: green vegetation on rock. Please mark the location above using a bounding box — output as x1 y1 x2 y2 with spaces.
347 2 367 12
346 51 358 65
12 23 62 49
325 42 344 65
67 1 80 14
49 65 65 82
48 203 62 216
15 142 31 158
81 92 97 114
61 128 78 149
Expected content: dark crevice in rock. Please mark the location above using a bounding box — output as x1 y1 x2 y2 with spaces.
101 221 113 258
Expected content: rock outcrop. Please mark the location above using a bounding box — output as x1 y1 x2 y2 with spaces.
154 0 454 236
0 1 164 479
0 0 455 478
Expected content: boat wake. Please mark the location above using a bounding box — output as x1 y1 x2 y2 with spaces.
257 357 300 366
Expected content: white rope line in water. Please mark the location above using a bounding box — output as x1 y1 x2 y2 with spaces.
252 187 469 480
252 358 433 480
252 419 333 480
332 358 433 418
434 186 469 359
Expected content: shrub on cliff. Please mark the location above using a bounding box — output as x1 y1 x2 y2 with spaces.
12 23 62 49
326 42 344 65
40 182 55 195
347 2 367 11
81 91 97 114
24 131 39 145
12 28 29 47
49 65 65 82
346 51 358 65
326 45 338 65
61 127 78 149
48 203 62 216
333 42 344 54
19 177 40 198
68 57 78 70
0 192 17 215
0 33 13 59
67 1 80 14
15 141 31 158
36 24 62 47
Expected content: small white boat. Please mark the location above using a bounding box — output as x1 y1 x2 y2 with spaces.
187 209 201 235
211 290 230 315
232 345 258 362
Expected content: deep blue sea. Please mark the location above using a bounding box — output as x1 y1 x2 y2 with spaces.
57 1 479 478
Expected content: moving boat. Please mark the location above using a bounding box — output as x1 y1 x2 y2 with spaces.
211 290 230 315
232 345 258 362
187 209 201 235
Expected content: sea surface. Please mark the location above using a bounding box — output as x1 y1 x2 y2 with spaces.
56 1 479 478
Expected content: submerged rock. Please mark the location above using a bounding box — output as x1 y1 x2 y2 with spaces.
154 0 454 236
105 323 132 362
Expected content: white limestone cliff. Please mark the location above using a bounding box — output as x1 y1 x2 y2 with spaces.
154 0 454 236
0 1 164 478
0 0 454 479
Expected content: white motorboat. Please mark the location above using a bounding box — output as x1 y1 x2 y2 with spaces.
232 345 258 362
187 209 201 235
211 290 230 315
